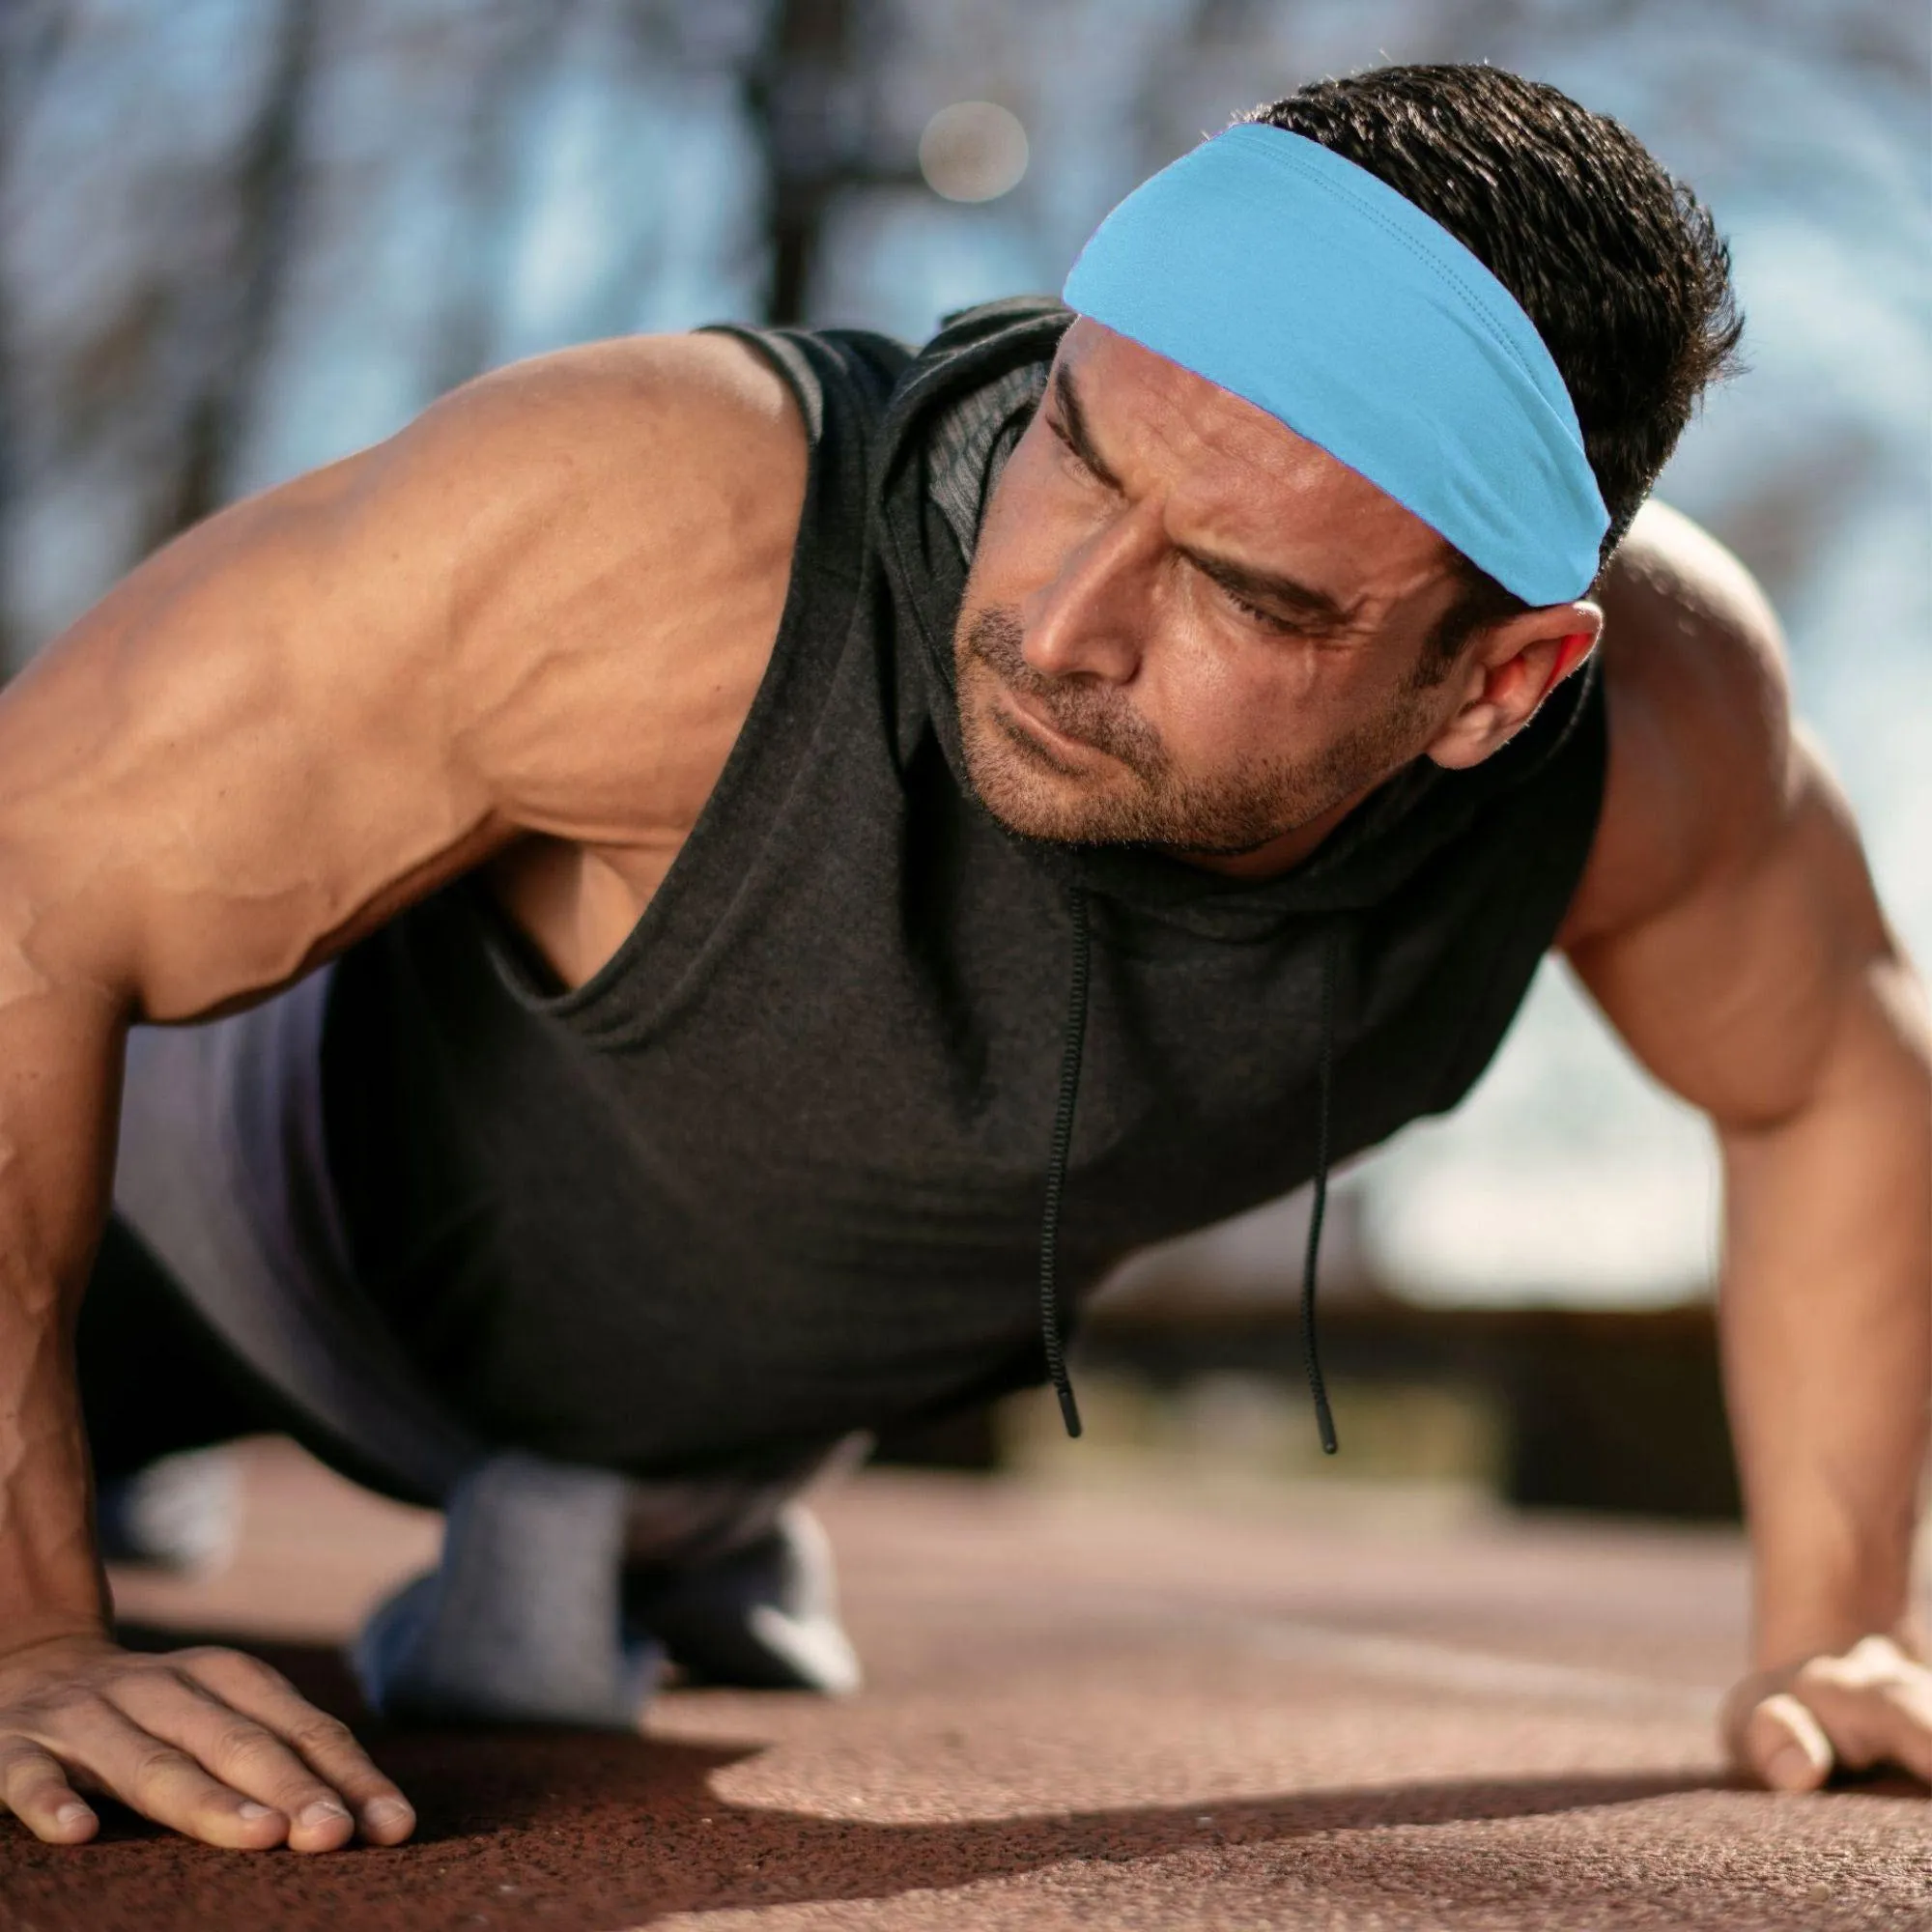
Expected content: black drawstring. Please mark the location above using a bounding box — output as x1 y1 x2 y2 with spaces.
1037 892 1337 1454
1300 925 1340 1455
1038 886 1091 1437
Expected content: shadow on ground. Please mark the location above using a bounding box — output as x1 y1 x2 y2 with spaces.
0 1632 1904 1932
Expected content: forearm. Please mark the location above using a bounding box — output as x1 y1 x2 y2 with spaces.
0 967 128 1643
1718 957 1932 1669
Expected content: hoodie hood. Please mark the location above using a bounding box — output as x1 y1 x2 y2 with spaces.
872 297 1601 940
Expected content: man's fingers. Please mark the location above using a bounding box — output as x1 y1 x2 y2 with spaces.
20 1694 289 1850
1862 1691 1932 1785
1744 1690 1834 1792
0 1739 99 1844
1792 1652 1932 1785
0 1637 408 1853
104 1668 357 1853
175 1648 414 1844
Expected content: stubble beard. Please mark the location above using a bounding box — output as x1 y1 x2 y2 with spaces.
953 604 1432 859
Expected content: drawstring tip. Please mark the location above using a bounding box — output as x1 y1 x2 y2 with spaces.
1055 1380 1084 1438
1038 887 1091 1449
1315 1406 1339 1456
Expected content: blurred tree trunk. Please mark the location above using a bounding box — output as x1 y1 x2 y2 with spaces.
0 1 69 674
150 0 320 545
746 0 925 327
428 2 577 399
747 0 855 326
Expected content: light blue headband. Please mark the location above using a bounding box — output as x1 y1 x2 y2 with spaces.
1061 124 1609 607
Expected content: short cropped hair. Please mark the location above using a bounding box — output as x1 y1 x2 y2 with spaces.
1241 64 1747 666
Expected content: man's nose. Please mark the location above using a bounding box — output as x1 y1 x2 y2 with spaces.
1019 502 1158 684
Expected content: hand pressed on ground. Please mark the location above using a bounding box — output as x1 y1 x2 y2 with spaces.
0 1633 414 1851
1723 1634 1932 1794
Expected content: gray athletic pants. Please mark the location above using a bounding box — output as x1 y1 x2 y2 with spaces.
100 966 860 1724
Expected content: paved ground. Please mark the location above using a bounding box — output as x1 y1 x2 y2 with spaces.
2 1438 1926 1930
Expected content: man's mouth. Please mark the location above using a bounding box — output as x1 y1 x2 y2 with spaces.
993 683 1105 764
1005 688 1097 753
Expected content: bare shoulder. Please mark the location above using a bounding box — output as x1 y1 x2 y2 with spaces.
391 330 810 979
1552 505 1902 1126
413 327 804 547
1557 497 1798 949
398 331 807 813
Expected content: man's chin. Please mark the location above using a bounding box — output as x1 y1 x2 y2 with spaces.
963 737 1332 864
960 735 1118 845
958 693 1307 856
966 766 1100 845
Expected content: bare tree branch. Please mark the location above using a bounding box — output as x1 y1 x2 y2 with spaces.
0 0 72 674
747 0 855 325
744 0 921 327
428 1 579 398
150 0 320 544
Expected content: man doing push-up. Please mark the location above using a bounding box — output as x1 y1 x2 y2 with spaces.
0 63 1926 1853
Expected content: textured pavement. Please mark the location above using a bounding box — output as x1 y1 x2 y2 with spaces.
3 1438 1927 1930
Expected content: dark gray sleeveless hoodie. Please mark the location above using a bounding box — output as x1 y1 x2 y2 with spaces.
321 298 1606 1479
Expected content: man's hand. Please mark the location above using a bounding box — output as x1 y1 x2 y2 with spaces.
0 1633 414 1851
1723 1634 1932 1793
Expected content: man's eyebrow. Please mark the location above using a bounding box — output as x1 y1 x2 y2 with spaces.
1181 547 1361 632
1046 365 1125 492
1048 361 1359 632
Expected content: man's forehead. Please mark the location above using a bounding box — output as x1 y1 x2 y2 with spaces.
1054 319 1452 592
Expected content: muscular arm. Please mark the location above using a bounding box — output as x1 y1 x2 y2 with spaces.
0 331 803 1848
1560 499 1932 1785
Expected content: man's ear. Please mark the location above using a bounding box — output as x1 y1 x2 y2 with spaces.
1426 606 1602 772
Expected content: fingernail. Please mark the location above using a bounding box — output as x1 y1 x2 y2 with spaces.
237 1801 277 1821
1765 1744 1815 1789
297 1800 352 1830
54 1802 94 1830
364 1797 413 1826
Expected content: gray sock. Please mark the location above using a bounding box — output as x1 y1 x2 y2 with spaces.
350 1450 862 1727
351 1453 661 1727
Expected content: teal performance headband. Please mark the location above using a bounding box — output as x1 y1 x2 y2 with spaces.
1061 124 1610 608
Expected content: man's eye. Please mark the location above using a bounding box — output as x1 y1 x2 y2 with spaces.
1044 415 1101 481
1221 584 1299 635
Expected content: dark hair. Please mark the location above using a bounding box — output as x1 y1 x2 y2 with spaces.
1241 64 1747 669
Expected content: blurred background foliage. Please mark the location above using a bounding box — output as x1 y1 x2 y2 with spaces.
2 0 1926 1508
